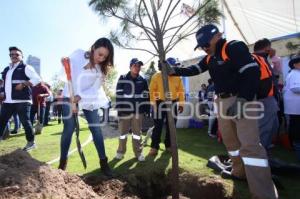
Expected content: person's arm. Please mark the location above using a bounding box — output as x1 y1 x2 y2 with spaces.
228 41 260 101
115 76 124 110
24 65 42 86
38 86 51 99
177 77 185 113
143 79 151 115
149 74 158 105
171 57 208 77
290 72 300 93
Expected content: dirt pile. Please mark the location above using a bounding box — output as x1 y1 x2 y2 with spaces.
84 175 139 199
0 149 100 199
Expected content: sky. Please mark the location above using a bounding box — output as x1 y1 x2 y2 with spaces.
0 0 200 84
1 0 298 84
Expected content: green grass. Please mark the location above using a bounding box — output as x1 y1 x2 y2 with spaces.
0 120 299 199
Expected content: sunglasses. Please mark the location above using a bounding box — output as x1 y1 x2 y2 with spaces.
9 53 22 57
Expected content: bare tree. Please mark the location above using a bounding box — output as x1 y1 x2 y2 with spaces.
89 1 221 198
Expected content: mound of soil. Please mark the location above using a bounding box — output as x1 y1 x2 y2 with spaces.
0 149 229 199
0 150 104 199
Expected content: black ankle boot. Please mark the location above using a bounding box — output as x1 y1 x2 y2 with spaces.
100 157 112 177
58 159 68 170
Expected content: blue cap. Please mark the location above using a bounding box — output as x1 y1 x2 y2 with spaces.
166 57 180 66
130 58 144 66
194 24 219 50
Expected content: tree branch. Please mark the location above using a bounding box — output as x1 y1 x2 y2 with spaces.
111 12 156 37
160 0 173 30
141 0 157 34
165 0 212 51
138 0 159 52
122 46 158 56
166 31 197 53
161 0 181 33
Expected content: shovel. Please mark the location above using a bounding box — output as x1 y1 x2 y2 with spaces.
35 96 43 134
62 57 87 169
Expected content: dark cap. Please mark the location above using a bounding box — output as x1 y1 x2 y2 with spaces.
289 56 300 69
166 57 180 66
130 58 144 66
194 24 219 50
9 46 23 54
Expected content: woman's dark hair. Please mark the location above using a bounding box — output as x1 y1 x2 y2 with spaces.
89 38 114 75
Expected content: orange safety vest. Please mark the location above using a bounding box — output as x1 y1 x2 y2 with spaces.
205 41 274 98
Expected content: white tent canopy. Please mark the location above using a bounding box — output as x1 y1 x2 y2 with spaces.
222 0 300 44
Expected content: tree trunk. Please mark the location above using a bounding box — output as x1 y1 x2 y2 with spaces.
150 1 179 198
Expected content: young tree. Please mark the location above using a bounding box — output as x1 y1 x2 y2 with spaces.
103 66 118 99
50 74 65 94
144 61 157 84
89 1 221 198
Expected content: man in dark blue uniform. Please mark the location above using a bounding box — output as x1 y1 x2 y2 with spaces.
0 47 41 151
168 24 278 199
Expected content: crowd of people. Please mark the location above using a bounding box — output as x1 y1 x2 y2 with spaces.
0 23 299 199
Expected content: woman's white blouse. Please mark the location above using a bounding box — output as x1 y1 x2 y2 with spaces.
62 49 109 110
283 69 300 115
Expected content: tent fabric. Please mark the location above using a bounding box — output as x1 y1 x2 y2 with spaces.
222 0 300 44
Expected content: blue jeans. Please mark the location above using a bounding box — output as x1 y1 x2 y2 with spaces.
0 103 34 142
7 113 20 131
60 101 107 160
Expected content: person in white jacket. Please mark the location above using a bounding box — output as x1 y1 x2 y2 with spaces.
283 55 300 161
58 38 114 176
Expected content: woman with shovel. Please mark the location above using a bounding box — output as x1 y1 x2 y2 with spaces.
58 38 114 177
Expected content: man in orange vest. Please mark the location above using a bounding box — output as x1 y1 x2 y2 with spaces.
253 39 279 155
168 24 278 199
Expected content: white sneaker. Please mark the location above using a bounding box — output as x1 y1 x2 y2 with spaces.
137 154 145 162
23 141 36 151
114 152 124 160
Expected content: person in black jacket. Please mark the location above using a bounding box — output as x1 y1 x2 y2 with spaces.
168 24 278 199
115 58 150 162
0 46 41 151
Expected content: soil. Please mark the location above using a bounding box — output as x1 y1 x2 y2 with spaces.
0 149 137 199
0 149 230 199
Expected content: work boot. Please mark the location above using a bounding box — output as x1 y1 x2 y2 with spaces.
100 157 113 177
58 159 68 170
221 170 245 181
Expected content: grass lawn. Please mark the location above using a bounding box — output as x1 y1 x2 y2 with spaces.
0 119 299 199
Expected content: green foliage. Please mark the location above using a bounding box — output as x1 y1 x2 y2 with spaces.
197 0 223 25
144 61 157 84
88 0 222 55
103 66 118 98
88 0 128 16
50 74 65 94
1 124 299 198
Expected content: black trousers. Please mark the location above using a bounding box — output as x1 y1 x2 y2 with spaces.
43 101 51 125
289 114 300 143
0 102 34 142
151 100 177 150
